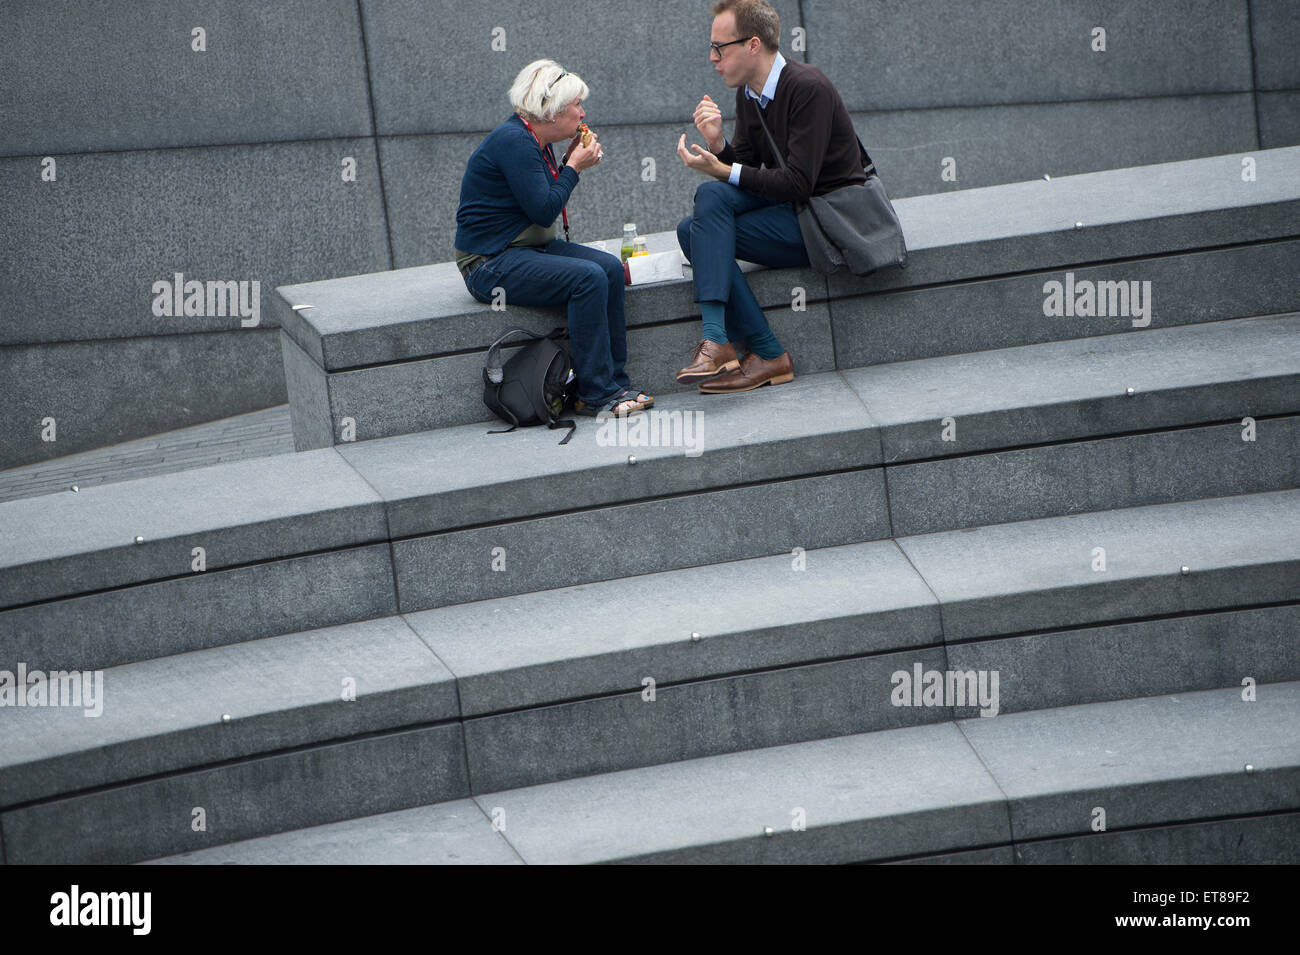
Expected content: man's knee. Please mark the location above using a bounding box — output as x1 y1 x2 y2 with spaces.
693 179 736 211
676 215 692 256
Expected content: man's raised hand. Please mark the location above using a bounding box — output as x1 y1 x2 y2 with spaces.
693 94 724 153
677 133 728 180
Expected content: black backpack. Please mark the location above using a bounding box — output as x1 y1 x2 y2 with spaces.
482 326 577 444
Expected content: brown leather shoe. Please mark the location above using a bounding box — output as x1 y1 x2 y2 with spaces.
698 351 794 393
676 339 739 383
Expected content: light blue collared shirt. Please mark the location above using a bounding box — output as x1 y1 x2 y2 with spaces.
728 51 786 186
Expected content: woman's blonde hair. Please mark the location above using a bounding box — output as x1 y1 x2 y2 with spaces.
509 59 589 123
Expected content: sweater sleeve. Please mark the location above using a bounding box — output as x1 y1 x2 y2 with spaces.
736 79 833 205
716 89 757 167
499 137 580 226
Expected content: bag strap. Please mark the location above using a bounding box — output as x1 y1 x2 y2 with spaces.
753 106 876 184
484 326 544 384
486 380 521 435
537 349 577 445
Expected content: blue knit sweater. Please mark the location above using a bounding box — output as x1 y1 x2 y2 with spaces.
454 114 581 256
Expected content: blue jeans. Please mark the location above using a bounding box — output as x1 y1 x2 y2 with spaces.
676 180 809 348
464 239 630 406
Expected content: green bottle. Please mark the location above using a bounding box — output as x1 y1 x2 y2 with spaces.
620 223 638 264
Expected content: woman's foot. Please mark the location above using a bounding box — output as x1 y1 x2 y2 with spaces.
623 386 654 409
574 388 651 417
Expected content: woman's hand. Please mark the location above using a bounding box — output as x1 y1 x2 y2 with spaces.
565 133 603 172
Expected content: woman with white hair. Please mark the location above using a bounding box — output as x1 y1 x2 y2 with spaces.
455 60 652 417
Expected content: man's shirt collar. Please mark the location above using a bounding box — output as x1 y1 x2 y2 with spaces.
745 51 786 108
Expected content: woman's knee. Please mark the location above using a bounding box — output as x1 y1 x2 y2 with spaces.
569 259 607 294
596 251 624 283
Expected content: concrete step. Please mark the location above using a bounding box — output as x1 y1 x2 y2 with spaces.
143 682 1300 865
276 147 1300 446
4 316 1296 668
4 490 1295 861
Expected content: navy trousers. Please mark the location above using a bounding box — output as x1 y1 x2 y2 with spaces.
464 239 630 406
676 180 809 348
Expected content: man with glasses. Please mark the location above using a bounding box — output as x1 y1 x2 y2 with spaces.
674 0 873 393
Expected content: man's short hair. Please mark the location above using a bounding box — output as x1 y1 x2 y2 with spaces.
712 0 781 53
509 59 589 123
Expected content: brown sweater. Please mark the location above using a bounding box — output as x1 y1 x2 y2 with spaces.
717 59 870 205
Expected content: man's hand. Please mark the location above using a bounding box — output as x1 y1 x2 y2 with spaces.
693 94 724 153
676 133 729 179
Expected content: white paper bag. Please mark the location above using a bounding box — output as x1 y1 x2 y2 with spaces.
626 250 685 285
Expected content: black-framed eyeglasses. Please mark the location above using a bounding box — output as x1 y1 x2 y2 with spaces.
541 71 569 103
710 37 753 57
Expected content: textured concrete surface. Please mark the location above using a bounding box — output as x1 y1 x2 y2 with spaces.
0 329 288 470
6 0 1292 470
888 846 1016 865
392 469 890 611
831 146 1300 300
1014 811 1300 864
0 0 371 155
1250 0 1300 91
149 800 521 865
832 241 1300 368
274 230 822 371
0 140 389 346
1259 91 1300 149
947 604 1300 716
0 617 456 806
341 371 880 537
314 311 833 442
358 0 804 135
281 146 1300 444
462 646 951 793
0 724 468 864
856 94 1259 198
0 134 388 467
1 545 397 671
280 332 336 452
0 405 293 504
886 415 1300 536
406 540 938 716
475 722 1009 864
961 682 1300 842
0 449 386 608
843 314 1300 461
896 490 1300 641
126 684 1300 864
802 0 1252 113
282 147 1300 370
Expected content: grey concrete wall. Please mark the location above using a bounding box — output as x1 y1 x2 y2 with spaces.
4 0 1296 468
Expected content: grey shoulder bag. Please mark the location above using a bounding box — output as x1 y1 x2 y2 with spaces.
754 107 907 276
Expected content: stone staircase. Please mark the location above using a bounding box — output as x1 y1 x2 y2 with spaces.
1 148 1297 864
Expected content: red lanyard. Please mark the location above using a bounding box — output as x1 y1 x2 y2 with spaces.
520 117 570 240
